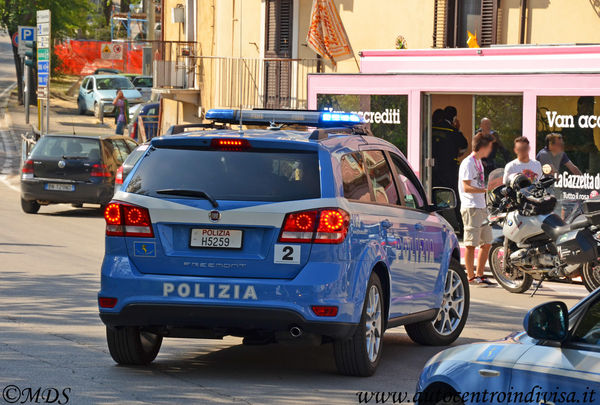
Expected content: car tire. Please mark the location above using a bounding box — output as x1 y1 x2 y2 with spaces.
333 272 384 377
77 98 86 115
488 243 533 293
21 198 40 214
106 326 162 365
582 261 600 292
405 259 469 346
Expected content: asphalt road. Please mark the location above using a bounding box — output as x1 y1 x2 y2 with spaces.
0 33 591 405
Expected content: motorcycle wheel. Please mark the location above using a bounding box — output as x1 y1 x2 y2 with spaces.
581 262 600 292
488 243 533 293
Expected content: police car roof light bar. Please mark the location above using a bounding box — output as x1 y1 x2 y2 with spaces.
205 109 363 129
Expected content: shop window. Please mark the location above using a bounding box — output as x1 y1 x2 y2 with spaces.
433 0 498 48
474 95 523 175
537 96 600 219
317 94 408 155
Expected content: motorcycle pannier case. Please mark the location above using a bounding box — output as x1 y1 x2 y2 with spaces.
556 228 598 265
583 197 600 225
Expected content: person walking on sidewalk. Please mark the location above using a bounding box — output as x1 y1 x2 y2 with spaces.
112 89 129 135
458 132 496 287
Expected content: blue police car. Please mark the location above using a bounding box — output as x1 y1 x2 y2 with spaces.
98 109 468 376
416 289 600 404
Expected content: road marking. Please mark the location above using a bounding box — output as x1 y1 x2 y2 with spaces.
0 174 20 192
470 298 525 311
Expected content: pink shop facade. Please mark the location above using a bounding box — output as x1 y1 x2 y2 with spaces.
307 46 600 211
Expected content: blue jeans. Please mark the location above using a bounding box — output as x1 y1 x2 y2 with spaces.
115 121 125 135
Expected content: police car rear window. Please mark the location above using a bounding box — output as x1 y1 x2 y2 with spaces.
126 148 321 202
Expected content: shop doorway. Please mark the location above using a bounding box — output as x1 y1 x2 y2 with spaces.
421 93 523 231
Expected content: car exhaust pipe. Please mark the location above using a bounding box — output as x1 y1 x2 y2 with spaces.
289 326 303 338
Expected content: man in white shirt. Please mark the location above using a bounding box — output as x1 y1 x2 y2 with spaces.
458 132 496 286
503 136 543 184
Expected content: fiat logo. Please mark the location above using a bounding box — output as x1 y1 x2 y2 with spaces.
57 160 66 169
209 210 221 222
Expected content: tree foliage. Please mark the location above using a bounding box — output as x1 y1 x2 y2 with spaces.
0 0 91 40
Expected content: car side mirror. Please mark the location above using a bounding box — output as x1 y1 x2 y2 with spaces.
523 301 569 342
431 187 456 211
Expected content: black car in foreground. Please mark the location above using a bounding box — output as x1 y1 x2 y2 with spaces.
21 134 138 214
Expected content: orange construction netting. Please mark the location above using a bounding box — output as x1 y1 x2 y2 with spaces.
54 40 143 76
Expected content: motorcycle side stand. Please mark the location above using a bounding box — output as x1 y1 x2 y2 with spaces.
531 275 547 297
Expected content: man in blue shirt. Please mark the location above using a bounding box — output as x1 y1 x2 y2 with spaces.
536 133 581 175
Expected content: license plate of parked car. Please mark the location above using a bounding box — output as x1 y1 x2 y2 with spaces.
190 228 243 248
45 183 75 192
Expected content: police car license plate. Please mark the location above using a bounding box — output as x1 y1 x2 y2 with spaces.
190 228 242 249
45 183 75 192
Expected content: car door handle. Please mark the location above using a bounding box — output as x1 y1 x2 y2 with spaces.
381 219 392 229
414 223 424 231
478 369 500 377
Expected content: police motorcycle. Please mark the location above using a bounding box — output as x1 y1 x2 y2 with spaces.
486 169 600 294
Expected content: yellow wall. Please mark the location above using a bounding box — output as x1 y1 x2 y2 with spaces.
500 0 600 45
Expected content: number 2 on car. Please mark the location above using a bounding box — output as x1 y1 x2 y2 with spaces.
274 244 301 264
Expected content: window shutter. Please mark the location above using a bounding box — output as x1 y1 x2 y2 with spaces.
264 0 293 108
433 0 448 48
480 0 499 46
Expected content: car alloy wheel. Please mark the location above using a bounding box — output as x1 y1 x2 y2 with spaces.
432 268 465 336
365 284 382 362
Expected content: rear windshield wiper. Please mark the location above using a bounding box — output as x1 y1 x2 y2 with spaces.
62 155 88 160
155 189 219 208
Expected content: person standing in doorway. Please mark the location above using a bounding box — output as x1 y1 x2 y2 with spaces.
458 132 496 286
503 137 542 184
477 117 510 178
112 89 129 135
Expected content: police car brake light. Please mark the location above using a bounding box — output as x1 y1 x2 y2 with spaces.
99 297 118 308
211 138 250 150
278 208 349 244
314 209 350 244
279 210 318 243
104 201 154 238
311 306 339 317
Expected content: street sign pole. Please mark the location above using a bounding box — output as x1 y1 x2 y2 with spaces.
24 62 30 124
36 10 50 134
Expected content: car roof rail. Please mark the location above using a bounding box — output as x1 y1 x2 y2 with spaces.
165 123 227 136
308 125 371 141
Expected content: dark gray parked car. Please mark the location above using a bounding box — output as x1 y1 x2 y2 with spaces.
21 134 138 213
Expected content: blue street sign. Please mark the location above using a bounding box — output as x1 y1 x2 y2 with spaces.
38 61 49 74
20 27 34 42
38 74 48 87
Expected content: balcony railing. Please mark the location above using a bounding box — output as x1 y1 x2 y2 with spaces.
195 56 321 110
152 40 198 89
152 42 320 110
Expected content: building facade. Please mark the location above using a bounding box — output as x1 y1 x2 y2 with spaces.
155 0 600 134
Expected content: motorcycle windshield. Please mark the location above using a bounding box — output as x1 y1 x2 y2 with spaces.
488 168 505 191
